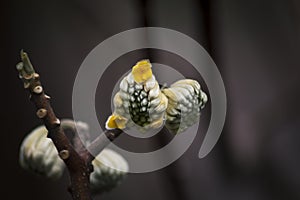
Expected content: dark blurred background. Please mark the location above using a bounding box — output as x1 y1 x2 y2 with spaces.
1 0 300 199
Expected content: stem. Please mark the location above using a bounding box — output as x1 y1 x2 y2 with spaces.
16 51 122 200
61 119 91 153
85 129 122 164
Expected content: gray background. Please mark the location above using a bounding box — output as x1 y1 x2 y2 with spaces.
1 0 300 199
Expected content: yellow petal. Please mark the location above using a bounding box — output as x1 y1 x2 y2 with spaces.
132 60 153 83
105 114 128 130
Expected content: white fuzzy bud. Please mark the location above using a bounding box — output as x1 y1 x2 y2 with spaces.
110 61 168 131
90 148 128 193
162 79 208 134
19 125 65 180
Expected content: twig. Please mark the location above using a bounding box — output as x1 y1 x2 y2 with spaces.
16 50 122 200
85 129 122 164
61 119 91 154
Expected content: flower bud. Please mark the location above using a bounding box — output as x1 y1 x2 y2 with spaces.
106 60 168 131
162 79 208 134
90 148 128 193
19 125 65 180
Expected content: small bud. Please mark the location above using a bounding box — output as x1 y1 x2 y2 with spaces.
19 125 65 180
23 73 34 80
53 118 61 125
44 94 51 99
33 86 43 94
34 73 40 79
23 82 30 89
59 150 70 160
36 108 47 118
90 148 128 193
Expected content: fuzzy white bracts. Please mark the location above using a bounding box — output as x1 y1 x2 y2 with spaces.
106 60 208 134
106 60 168 131
19 122 129 191
162 79 208 133
19 125 65 180
90 148 128 192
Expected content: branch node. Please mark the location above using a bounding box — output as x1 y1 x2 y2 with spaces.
34 73 40 79
36 108 47 118
45 94 51 99
53 118 61 125
33 85 43 94
23 73 34 80
24 82 30 89
59 150 70 160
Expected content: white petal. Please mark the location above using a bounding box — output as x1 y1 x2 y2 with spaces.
119 78 128 92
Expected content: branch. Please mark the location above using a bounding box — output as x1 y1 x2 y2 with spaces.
60 119 122 164
16 50 122 200
61 119 91 154
85 129 122 164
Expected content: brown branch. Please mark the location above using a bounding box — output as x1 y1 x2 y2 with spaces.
85 129 122 164
16 50 122 200
61 119 91 154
